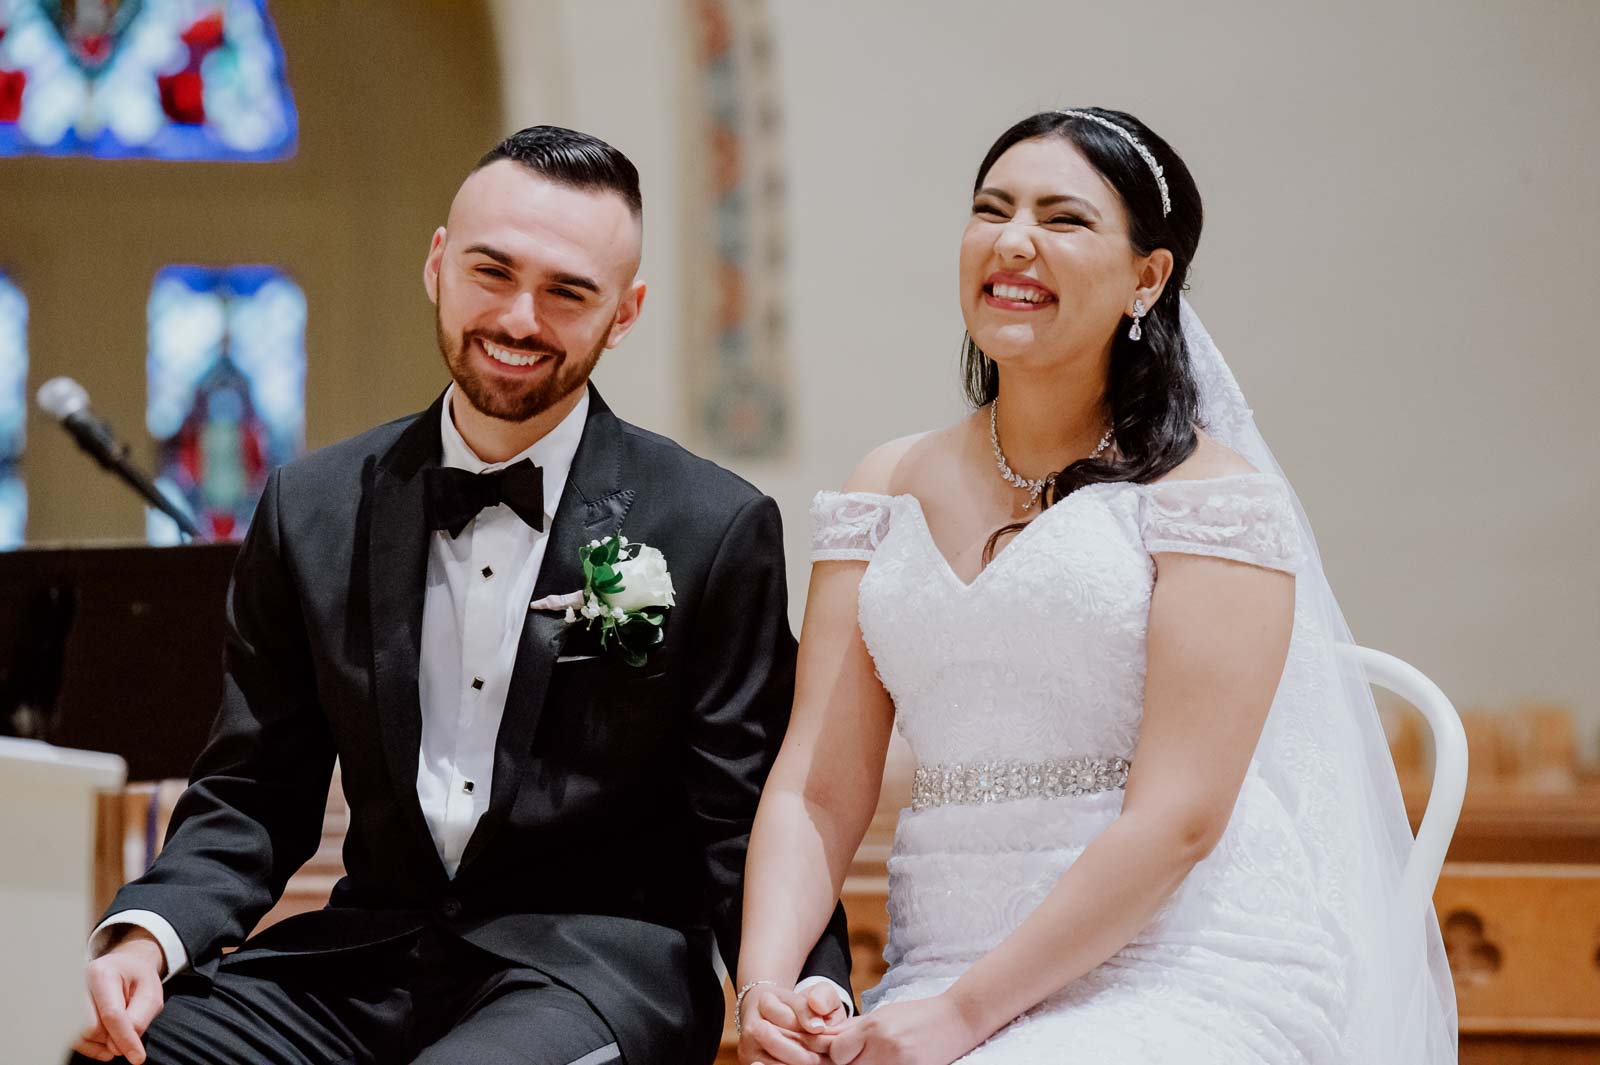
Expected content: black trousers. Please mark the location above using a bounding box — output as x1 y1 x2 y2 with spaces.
69 924 621 1065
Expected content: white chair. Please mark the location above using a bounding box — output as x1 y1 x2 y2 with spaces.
1337 644 1468 921
0 738 127 1063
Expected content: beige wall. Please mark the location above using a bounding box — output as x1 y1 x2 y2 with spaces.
493 0 1600 755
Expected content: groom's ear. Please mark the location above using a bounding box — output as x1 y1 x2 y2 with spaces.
605 279 648 350
423 226 448 304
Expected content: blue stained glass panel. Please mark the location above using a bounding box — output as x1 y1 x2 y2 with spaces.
0 273 25 548
0 0 296 161
146 264 304 544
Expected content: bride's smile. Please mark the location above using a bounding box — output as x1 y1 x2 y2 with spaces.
982 271 1058 310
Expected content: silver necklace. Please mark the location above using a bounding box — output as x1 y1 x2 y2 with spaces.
989 399 1114 512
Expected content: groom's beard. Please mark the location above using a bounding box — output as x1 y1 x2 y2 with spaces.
435 302 608 423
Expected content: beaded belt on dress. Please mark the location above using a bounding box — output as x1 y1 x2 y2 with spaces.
911 756 1131 811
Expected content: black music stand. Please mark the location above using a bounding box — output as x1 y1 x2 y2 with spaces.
0 542 238 781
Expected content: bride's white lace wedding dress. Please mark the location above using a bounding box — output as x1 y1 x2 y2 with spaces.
800 302 1455 1061
811 475 1350 1062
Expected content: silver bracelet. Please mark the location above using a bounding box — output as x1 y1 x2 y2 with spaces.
734 979 781 1037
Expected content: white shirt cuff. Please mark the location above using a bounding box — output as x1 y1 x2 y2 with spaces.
794 975 855 1018
89 910 189 981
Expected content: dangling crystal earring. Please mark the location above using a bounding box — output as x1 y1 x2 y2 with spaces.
1128 299 1147 341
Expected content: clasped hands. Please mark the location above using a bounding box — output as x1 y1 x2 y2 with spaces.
738 984 984 1065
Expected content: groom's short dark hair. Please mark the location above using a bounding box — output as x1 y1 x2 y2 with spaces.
476 125 643 219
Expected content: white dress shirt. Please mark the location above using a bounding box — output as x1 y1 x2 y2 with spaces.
416 385 588 874
92 385 850 1013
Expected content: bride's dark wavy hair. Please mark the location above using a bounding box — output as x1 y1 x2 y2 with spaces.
965 109 1203 549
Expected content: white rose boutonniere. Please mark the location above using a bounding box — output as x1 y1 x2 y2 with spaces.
604 542 676 613
569 536 674 667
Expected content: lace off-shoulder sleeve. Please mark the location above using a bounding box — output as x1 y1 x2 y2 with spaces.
1138 475 1306 574
810 490 895 562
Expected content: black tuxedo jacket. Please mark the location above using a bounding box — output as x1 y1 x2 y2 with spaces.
103 387 851 1063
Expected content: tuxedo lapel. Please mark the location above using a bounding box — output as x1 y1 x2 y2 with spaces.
367 390 450 885
458 387 635 871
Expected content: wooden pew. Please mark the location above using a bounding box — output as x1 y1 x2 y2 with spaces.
1437 864 1600 1043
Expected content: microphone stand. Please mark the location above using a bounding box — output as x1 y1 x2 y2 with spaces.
83 440 206 542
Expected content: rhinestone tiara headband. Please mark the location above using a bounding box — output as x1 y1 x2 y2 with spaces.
1055 110 1171 217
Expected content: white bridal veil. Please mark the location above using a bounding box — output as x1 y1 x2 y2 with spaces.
1179 297 1457 1061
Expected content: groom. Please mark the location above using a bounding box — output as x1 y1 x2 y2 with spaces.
75 126 850 1064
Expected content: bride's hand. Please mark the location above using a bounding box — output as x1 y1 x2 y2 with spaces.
738 985 836 1065
826 995 984 1065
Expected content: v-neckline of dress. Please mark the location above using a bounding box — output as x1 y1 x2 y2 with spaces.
861 471 1278 593
892 482 1127 593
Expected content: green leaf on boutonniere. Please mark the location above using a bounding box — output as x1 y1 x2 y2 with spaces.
592 566 623 596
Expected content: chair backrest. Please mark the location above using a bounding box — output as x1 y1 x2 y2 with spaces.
1336 644 1468 921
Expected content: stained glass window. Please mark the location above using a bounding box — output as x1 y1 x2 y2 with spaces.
0 273 25 548
146 264 303 544
0 0 296 161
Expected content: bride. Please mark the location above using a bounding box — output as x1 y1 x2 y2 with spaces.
734 108 1456 1064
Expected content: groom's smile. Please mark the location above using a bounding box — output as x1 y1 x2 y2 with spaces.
481 338 555 370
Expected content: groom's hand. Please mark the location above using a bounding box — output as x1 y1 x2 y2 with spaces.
825 994 984 1065
75 927 166 1064
799 981 848 1029
738 985 835 1065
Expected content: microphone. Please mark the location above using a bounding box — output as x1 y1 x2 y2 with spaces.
35 377 206 541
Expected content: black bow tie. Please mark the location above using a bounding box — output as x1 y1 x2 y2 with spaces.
424 459 545 538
